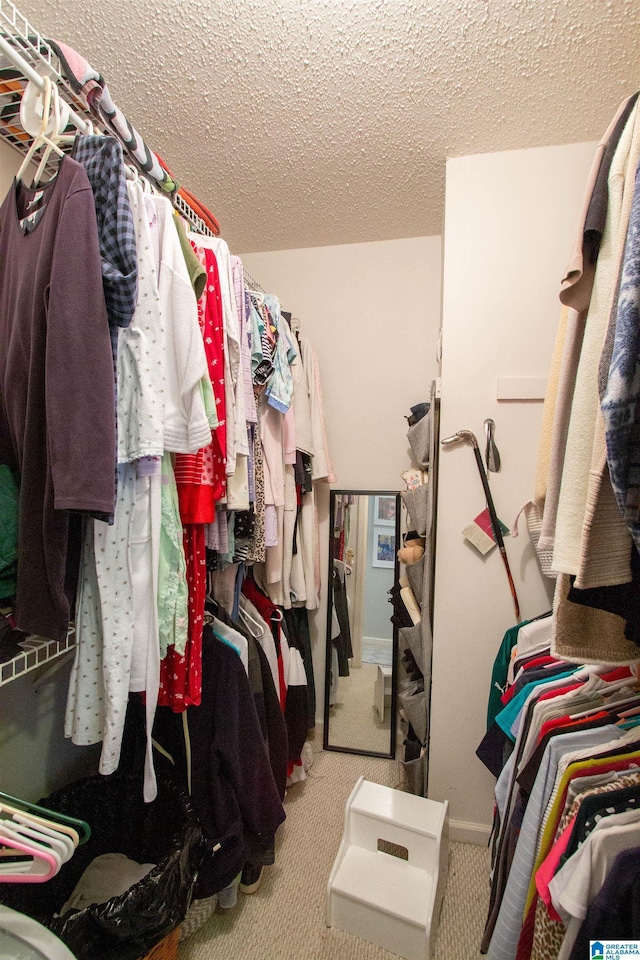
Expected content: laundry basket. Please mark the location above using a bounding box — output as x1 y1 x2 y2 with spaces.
0 773 202 960
139 927 180 960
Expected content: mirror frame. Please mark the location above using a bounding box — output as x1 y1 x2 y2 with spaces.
323 489 400 759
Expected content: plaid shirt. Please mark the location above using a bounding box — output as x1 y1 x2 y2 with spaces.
72 135 138 328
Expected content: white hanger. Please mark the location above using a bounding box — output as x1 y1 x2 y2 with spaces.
31 83 77 185
12 810 77 854
0 801 79 848
140 172 154 195
2 814 75 863
333 558 352 576
238 604 266 639
16 77 66 185
19 71 70 138
125 164 155 196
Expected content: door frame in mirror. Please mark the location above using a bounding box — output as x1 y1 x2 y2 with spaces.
323 489 400 759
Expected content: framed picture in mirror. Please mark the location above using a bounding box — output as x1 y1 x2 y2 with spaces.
374 494 396 526
372 528 395 568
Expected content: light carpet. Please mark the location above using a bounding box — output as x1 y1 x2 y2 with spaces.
178 741 490 960
329 661 391 754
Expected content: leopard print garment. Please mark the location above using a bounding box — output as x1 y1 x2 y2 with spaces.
530 771 640 959
246 430 266 563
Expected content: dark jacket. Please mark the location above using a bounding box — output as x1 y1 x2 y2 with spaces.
153 626 286 897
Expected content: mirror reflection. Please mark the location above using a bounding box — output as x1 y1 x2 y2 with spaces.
324 490 399 758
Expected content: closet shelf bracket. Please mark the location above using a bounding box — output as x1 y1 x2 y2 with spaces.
0 630 76 687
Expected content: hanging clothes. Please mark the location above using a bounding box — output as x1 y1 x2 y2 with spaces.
66 175 211 802
479 618 640 960
241 575 309 770
152 624 286 898
191 234 246 476
157 524 206 712
552 98 638 577
0 101 330 829
173 243 227 517
151 194 210 453
528 90 640 666
71 135 138 332
0 155 116 642
115 178 165 461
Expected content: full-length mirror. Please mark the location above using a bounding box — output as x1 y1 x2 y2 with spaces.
324 490 400 758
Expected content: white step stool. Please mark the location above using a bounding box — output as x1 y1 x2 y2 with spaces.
326 777 449 960
374 664 393 721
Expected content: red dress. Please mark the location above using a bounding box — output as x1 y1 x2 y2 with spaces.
159 247 227 711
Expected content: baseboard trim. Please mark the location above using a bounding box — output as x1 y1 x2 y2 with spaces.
448 819 492 845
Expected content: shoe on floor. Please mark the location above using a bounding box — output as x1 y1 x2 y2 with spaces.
239 863 263 894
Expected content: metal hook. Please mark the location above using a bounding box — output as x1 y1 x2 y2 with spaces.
483 419 501 473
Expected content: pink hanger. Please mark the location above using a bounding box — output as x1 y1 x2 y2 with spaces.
0 828 60 883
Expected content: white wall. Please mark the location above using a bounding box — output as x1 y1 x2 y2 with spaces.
242 237 443 489
242 238 443 719
429 141 598 840
0 137 20 196
1 659 101 800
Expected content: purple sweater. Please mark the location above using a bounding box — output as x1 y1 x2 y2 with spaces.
0 156 115 641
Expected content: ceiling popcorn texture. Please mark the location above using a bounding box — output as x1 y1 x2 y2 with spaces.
18 0 640 252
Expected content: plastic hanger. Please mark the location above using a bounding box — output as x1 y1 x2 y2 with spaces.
0 825 61 882
5 813 76 861
249 289 265 307
15 77 66 185
0 791 90 845
0 819 71 866
0 832 60 882
31 83 76 186
20 71 70 140
238 604 266 639
0 801 79 848
6 814 76 863
124 163 154 195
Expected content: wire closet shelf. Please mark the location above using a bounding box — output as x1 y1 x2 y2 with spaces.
0 0 215 234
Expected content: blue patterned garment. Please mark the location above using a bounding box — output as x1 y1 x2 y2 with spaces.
72 135 138 328
602 161 640 550
264 293 297 414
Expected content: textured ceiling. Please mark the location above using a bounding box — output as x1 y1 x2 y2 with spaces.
16 0 640 251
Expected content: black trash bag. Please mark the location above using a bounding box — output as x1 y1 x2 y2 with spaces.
0 773 203 960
